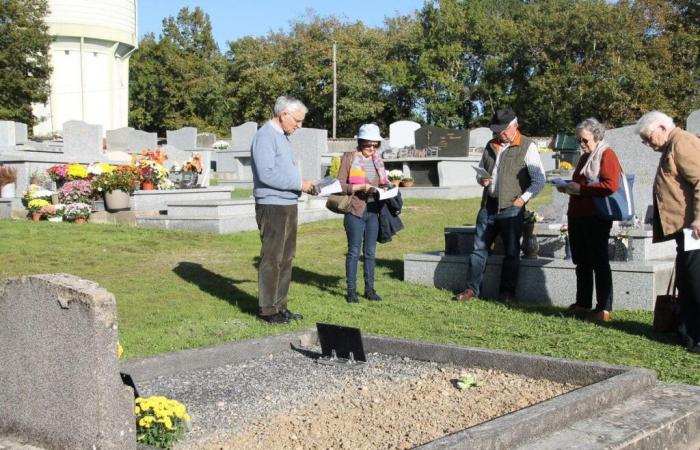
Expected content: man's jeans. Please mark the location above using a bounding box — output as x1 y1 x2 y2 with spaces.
256 204 298 316
465 201 524 296
344 204 379 293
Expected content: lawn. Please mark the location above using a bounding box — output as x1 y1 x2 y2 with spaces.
1 187 698 385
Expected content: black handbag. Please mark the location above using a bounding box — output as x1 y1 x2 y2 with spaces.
326 193 353 214
653 266 680 332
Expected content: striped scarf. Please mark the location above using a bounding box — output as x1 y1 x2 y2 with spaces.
348 150 388 185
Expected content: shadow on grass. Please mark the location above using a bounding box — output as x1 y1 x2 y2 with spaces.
251 256 345 297
173 262 257 316
375 257 403 280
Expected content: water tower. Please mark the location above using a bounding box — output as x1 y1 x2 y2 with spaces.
32 0 138 136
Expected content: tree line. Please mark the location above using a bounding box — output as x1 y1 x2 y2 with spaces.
2 0 698 137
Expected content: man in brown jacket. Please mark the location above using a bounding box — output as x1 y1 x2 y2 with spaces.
636 111 700 354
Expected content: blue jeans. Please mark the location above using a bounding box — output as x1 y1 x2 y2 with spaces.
344 204 379 293
465 200 524 296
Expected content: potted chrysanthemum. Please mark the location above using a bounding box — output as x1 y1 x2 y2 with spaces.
40 204 64 222
134 396 191 449
63 202 91 224
92 165 140 211
387 169 403 187
28 199 50 222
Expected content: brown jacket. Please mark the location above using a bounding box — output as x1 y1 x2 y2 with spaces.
337 150 381 217
653 127 700 242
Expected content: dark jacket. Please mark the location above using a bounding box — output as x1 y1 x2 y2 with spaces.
378 191 404 243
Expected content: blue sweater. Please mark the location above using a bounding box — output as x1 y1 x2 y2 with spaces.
251 120 302 205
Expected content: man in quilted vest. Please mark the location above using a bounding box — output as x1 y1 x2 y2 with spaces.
636 110 700 354
455 109 545 303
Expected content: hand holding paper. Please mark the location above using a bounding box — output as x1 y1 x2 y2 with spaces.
472 165 492 179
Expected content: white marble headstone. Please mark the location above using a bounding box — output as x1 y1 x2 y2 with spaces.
166 127 197 151
230 122 258 152
289 127 327 182
62 120 103 159
0 121 16 147
106 127 133 152
14 122 28 145
389 120 421 149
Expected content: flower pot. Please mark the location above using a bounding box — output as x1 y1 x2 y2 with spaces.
390 179 401 187
141 181 155 191
104 189 131 212
1 182 16 198
48 216 63 223
31 212 42 222
400 180 414 187
73 217 87 224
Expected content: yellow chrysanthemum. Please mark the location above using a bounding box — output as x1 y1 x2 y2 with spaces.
66 163 88 179
117 343 123 359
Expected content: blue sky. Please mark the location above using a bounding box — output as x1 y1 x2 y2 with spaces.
138 0 426 50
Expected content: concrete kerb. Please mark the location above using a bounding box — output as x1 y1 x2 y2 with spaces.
121 331 656 449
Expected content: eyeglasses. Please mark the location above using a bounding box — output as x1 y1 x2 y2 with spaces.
577 138 589 144
360 143 381 149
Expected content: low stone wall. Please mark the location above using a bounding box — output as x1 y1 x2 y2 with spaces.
0 274 135 450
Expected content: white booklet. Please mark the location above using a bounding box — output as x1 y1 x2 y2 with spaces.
551 177 568 187
377 186 399 200
314 176 342 196
472 165 492 179
683 228 700 251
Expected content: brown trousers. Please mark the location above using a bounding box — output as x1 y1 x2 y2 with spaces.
255 204 298 315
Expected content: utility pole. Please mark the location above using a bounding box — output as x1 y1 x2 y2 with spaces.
332 41 337 139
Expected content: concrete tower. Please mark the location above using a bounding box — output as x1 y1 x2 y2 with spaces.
32 0 138 136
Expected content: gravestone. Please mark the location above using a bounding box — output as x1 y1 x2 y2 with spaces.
687 109 700 135
197 132 216 148
160 144 192 170
167 126 197 151
0 121 16 147
606 124 659 223
0 274 135 449
129 129 157 152
415 125 470 157
106 126 133 151
14 122 28 145
62 120 103 159
290 127 327 182
469 127 492 150
389 120 421 149
230 122 258 151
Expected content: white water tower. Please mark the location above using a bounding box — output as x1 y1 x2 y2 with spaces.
32 0 138 136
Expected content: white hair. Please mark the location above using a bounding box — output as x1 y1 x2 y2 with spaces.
635 111 675 135
273 96 308 116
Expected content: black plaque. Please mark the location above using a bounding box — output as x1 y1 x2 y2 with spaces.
414 125 470 157
316 323 366 362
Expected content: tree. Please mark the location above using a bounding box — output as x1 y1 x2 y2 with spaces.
0 0 51 127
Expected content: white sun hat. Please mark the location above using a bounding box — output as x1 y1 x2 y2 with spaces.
356 123 383 141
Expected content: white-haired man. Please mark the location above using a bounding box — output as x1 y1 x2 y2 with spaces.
251 95 315 324
455 108 545 303
636 110 700 354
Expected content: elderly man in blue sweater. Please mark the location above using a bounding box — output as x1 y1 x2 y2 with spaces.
252 96 315 324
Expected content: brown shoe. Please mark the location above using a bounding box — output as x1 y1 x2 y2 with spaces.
455 289 476 301
587 310 611 322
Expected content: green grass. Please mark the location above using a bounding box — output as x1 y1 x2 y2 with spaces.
1 186 698 385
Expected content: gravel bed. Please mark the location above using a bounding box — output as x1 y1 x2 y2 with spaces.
137 349 578 449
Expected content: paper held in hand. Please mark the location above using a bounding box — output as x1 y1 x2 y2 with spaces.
377 186 399 200
472 165 492 179
551 178 568 187
683 228 700 251
314 176 342 196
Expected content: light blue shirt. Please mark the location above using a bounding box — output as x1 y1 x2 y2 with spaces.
251 120 303 205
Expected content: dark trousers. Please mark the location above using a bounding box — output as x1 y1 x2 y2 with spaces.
675 234 700 346
255 204 297 316
568 215 613 311
344 202 380 293
465 199 524 296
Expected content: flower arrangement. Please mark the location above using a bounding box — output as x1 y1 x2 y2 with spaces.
212 140 229 150
47 164 68 182
0 166 17 187
40 204 64 219
63 202 91 221
401 175 414 182
28 198 50 213
59 180 94 204
182 153 202 173
30 188 54 201
133 149 168 166
92 165 140 193
134 396 191 449
328 156 341 178
387 169 403 181
137 160 169 184
47 163 88 183
157 178 176 190
87 162 115 177
559 161 574 171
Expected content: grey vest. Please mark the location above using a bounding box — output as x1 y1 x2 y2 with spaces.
480 136 535 210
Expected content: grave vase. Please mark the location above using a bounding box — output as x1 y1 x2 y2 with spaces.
74 217 87 224
141 181 155 191
1 182 16 198
104 189 130 212
521 222 539 259
400 180 414 187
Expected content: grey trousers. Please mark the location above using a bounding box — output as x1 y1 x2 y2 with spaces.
255 204 298 316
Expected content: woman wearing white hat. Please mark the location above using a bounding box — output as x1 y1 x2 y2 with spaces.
336 123 389 303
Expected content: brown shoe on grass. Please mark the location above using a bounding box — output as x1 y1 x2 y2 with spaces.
455 289 476 301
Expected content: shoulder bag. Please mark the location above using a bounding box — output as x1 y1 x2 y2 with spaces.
326 151 355 214
653 266 680 332
590 168 635 221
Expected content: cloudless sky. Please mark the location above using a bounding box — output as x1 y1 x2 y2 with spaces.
138 0 426 50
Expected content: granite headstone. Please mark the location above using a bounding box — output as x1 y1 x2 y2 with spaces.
415 125 470 157
230 122 258 152
129 129 157 152
0 121 16 147
14 122 28 145
469 127 492 150
167 126 197 151
289 127 327 182
197 132 216 148
389 120 421 149
106 126 133 152
687 109 700 136
62 120 103 159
